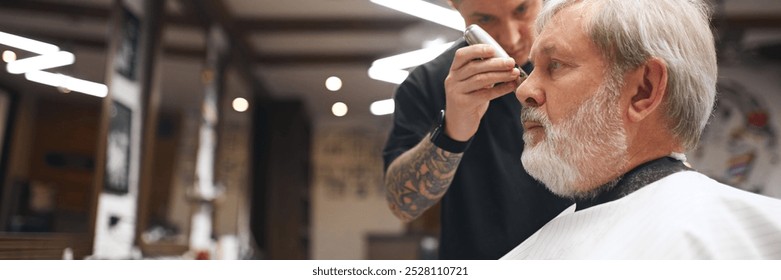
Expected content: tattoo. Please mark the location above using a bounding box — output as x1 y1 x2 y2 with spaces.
385 134 464 221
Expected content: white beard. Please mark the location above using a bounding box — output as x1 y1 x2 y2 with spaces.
521 81 629 200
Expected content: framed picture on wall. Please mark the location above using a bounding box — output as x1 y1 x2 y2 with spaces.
104 101 132 194
114 5 140 81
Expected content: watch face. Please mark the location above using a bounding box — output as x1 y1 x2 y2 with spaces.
431 109 445 138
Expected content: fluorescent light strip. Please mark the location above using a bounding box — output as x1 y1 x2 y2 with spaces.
370 98 395 116
368 40 455 85
25 70 108 98
370 0 465 31
7 51 74 74
0 31 60 54
368 66 409 85
373 41 455 70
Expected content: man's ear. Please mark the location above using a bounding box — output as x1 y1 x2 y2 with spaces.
627 57 668 123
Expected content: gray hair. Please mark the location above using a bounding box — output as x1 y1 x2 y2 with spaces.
536 0 718 151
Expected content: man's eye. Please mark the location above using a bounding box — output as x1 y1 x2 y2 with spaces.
516 4 527 14
549 61 562 71
477 16 495 25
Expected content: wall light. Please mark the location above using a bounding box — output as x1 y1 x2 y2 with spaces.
6 51 74 74
0 31 60 54
332 102 348 117
2 50 16 63
370 98 395 116
232 97 249 112
370 0 464 31
25 70 108 98
325 76 342 92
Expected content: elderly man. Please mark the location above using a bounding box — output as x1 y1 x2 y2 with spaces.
383 0 571 259
503 0 781 259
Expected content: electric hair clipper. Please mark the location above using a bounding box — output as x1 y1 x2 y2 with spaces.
464 24 528 80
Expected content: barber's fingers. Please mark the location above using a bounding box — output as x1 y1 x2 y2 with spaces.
459 68 521 95
467 79 520 101
451 60 517 84
451 45 515 73
451 44 496 69
446 77 519 108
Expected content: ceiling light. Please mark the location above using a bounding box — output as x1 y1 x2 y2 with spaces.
25 70 107 98
423 37 448 48
2 50 16 63
6 51 74 74
232 97 249 112
332 102 348 117
373 41 455 70
368 66 409 85
325 76 342 92
370 0 465 31
0 31 60 54
370 98 395 116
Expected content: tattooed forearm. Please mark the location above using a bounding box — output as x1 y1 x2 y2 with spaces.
385 134 464 222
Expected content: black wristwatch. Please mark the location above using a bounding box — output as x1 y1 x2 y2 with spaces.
430 110 472 153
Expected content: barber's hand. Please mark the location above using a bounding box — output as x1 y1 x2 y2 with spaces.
443 44 522 141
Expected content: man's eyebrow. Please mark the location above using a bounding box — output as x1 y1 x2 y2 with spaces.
469 12 494 19
529 45 555 64
541 45 556 56
515 0 528 11
472 0 528 18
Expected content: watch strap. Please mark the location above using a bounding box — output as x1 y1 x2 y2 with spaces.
430 110 472 153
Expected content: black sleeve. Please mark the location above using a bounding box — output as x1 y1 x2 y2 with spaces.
381 41 463 171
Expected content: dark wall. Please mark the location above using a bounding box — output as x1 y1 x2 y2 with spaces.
251 99 311 259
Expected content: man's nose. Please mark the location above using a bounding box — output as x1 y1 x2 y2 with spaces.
515 76 544 108
495 21 521 53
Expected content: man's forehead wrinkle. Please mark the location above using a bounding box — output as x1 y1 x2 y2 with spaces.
538 5 587 59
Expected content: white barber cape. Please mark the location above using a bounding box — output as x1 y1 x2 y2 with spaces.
501 171 781 259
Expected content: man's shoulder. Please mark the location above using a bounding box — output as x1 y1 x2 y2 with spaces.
628 171 781 212
647 171 781 205
639 171 781 258
586 171 781 240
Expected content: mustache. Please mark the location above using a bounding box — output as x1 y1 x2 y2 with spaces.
520 107 551 128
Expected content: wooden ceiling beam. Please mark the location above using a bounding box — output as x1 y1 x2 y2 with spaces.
0 26 203 60
234 18 421 33
255 53 382 66
0 25 379 66
0 0 422 32
1 0 109 19
0 0 199 29
186 0 268 94
715 14 781 28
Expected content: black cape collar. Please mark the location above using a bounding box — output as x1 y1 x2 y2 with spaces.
574 156 691 211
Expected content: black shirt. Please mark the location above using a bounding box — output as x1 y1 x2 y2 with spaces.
382 39 572 259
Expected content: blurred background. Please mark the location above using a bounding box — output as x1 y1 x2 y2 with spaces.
0 0 778 260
